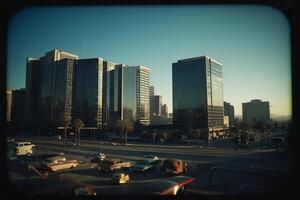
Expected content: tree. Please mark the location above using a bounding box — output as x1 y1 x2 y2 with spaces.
73 119 84 150
115 119 134 144
59 114 71 145
256 122 266 149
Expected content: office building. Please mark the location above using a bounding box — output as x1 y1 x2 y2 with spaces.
25 58 41 124
52 58 75 123
172 56 224 139
224 116 229 128
151 95 162 115
149 85 154 97
242 99 270 124
72 58 104 127
161 104 168 117
224 101 235 126
107 65 151 127
6 89 12 122
11 88 26 127
25 50 78 129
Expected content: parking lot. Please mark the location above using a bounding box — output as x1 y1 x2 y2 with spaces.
7 136 290 195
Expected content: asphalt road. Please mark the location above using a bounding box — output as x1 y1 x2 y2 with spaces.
7 136 290 195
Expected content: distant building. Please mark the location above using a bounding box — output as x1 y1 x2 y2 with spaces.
224 101 235 126
151 95 162 115
242 99 270 124
11 89 26 127
6 89 12 122
224 116 229 128
161 104 168 117
149 85 154 97
172 56 224 140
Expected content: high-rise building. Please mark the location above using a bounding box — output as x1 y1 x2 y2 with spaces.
107 65 151 127
6 89 12 122
242 99 270 124
11 88 26 127
39 50 78 123
149 86 154 97
224 101 235 126
25 58 41 124
151 95 162 115
172 56 224 139
52 58 75 123
72 58 104 127
161 104 168 117
25 50 78 129
25 49 150 132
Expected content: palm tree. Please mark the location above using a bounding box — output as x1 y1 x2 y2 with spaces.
73 119 84 150
115 119 134 144
59 114 71 145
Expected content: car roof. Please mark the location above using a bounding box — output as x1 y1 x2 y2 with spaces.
104 158 121 162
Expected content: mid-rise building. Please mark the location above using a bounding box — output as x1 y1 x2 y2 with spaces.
172 56 224 139
242 99 270 124
224 101 235 127
161 104 168 117
6 89 12 122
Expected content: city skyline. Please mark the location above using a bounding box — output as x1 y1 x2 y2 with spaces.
7 5 291 117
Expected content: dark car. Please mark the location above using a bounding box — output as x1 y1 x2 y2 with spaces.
161 159 187 175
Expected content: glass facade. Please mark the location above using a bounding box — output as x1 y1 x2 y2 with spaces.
172 56 224 137
123 67 137 121
106 65 150 127
72 58 103 127
136 66 151 125
52 58 74 123
25 58 41 122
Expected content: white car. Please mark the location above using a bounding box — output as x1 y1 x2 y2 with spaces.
143 155 159 161
9 141 36 156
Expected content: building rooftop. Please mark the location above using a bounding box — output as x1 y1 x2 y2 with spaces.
176 56 222 66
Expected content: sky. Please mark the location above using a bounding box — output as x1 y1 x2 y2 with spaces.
7 5 292 116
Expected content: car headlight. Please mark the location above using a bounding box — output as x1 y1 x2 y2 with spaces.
173 185 179 195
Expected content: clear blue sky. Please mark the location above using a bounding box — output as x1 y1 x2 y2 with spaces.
7 5 291 116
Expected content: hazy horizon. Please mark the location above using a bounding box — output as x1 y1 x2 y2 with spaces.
7 5 292 116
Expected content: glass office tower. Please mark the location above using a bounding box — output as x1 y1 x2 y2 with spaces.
72 58 103 127
52 58 75 123
136 66 151 125
172 56 224 139
106 65 151 127
25 50 78 129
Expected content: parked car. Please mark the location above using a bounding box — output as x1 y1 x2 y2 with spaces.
86 152 106 161
132 159 157 172
98 158 132 172
9 141 36 156
38 155 78 174
161 159 188 175
14 177 96 195
111 173 130 184
143 154 159 161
